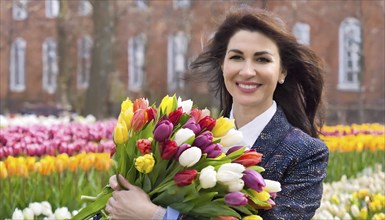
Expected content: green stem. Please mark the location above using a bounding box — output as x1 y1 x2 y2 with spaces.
148 180 174 196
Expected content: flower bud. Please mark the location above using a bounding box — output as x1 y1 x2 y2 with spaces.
131 109 148 132
264 179 282 193
220 129 243 148
174 128 195 146
217 163 245 185
193 131 213 149
153 120 173 142
174 144 190 161
160 140 178 160
234 149 263 167
174 169 198 186
202 143 223 158
242 215 263 220
160 95 177 115
182 118 201 135
113 120 129 145
212 117 235 137
146 107 157 122
242 169 265 193
169 107 183 125
198 116 216 131
135 153 155 173
136 139 152 155
224 192 248 206
133 98 149 112
228 179 244 192
179 147 202 167
199 165 217 189
177 97 193 114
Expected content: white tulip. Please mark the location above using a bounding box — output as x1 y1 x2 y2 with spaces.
29 202 43 216
228 179 245 192
178 97 193 114
54 207 71 219
23 207 34 220
217 163 245 185
264 179 282 193
199 165 217 189
201 108 211 118
12 208 24 220
219 129 244 148
174 128 195 146
179 147 202 167
41 201 53 216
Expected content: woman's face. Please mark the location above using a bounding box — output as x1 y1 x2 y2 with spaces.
222 30 285 113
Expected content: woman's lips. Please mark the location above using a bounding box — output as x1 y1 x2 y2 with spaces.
236 82 261 93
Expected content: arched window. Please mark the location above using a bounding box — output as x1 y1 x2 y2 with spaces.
128 33 146 91
292 22 310 45
45 0 60 18
78 0 92 16
13 0 28 21
167 31 188 92
338 17 362 91
77 36 93 89
42 38 58 94
10 38 26 92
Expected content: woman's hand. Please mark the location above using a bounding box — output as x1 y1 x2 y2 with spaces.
106 174 164 219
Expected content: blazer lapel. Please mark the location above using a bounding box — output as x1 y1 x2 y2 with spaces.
251 107 291 167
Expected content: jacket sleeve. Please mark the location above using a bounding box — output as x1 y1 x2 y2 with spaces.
259 138 329 220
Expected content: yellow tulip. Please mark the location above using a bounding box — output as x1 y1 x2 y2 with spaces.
113 119 129 145
242 215 263 220
251 189 270 202
119 108 134 130
0 161 7 179
159 95 177 115
212 117 235 137
135 153 155 174
121 98 133 112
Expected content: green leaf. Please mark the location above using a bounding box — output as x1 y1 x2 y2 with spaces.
247 166 265 173
72 189 112 220
143 174 152 193
221 146 246 161
189 201 241 218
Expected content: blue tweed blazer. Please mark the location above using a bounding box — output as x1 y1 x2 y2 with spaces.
252 107 329 220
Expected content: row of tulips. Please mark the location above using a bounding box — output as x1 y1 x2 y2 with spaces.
313 164 385 220
10 201 79 220
0 152 112 179
320 123 385 152
0 120 116 160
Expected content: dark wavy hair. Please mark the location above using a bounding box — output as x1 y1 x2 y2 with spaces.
189 6 325 138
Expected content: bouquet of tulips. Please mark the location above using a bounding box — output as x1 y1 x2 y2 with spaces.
73 95 281 220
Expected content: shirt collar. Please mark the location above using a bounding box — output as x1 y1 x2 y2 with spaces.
229 101 277 148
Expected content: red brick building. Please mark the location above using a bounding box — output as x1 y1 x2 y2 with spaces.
0 0 384 124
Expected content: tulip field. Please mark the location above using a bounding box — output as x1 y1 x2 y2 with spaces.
1 115 384 219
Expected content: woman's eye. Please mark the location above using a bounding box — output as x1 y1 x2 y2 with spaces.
256 57 271 63
229 55 242 60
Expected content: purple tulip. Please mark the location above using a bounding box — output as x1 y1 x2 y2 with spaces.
153 120 174 142
182 118 201 135
225 146 244 155
174 144 191 161
224 192 248 206
242 169 266 192
202 143 222 158
192 131 213 149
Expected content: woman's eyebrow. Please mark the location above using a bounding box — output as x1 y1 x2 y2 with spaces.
227 49 273 56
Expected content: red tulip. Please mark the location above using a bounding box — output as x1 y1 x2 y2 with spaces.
136 139 152 154
168 107 183 125
198 116 216 131
234 149 263 167
160 140 178 160
131 109 148 132
174 169 198 186
146 107 157 122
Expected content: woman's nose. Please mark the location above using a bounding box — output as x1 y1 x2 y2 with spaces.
239 62 255 76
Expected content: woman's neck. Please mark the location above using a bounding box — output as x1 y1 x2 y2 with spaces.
232 102 273 128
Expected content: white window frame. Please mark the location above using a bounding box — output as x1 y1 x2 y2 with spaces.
77 36 93 89
42 38 59 94
13 0 28 21
78 0 92 16
135 0 148 9
338 17 362 91
128 34 146 91
10 38 26 92
173 0 191 9
167 31 188 92
45 0 60 18
292 22 310 46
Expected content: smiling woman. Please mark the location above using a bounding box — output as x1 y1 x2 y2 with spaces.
189 5 329 219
